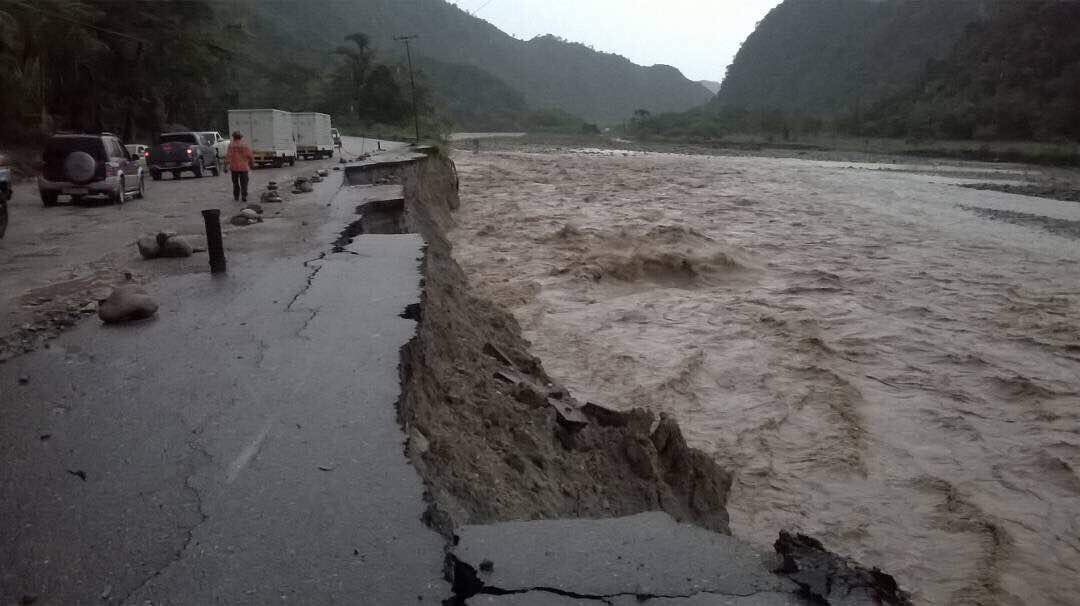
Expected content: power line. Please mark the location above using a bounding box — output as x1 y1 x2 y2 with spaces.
9 0 149 43
472 0 496 16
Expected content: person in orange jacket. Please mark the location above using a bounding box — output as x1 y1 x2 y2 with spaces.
226 131 255 202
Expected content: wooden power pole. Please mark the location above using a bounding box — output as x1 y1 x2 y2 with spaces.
394 35 421 143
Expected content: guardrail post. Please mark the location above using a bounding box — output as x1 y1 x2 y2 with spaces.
201 209 226 274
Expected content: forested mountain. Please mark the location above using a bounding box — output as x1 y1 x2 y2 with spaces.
863 1 1080 140
246 0 713 124
0 0 709 143
635 0 1079 144
714 0 986 115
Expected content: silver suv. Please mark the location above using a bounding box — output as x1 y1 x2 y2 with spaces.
38 133 145 206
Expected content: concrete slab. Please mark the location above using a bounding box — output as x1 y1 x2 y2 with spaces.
453 511 795 600
0 230 446 603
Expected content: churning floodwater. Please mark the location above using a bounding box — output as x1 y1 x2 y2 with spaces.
449 149 1080 605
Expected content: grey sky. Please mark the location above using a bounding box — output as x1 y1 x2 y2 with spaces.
449 0 782 83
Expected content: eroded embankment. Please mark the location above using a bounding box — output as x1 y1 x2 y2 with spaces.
385 152 733 535
357 152 911 605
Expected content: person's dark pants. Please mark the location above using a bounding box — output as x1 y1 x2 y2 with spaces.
231 170 250 201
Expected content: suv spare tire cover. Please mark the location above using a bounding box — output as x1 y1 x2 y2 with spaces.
64 151 97 184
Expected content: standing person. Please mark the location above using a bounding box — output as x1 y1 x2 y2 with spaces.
227 131 255 202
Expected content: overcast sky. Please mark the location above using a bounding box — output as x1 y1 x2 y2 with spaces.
448 0 782 83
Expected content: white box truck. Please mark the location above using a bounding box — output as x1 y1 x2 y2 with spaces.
227 109 296 168
292 112 334 160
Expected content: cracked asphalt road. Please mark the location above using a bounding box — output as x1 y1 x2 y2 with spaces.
0 144 449 604
0 137 401 360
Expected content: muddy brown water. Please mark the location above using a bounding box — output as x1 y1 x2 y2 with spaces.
449 150 1080 605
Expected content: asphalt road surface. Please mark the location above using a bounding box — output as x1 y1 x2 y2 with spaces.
0 139 450 604
0 137 406 359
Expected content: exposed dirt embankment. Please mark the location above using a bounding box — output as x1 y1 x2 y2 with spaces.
355 151 912 604
393 153 734 535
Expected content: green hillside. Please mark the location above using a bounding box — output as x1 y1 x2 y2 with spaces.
862 0 1080 140
714 0 985 115
243 0 713 124
634 0 1080 145
0 0 710 143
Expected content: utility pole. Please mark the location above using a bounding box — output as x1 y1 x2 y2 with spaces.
394 35 421 144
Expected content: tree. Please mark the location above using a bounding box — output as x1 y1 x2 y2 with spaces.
335 33 374 123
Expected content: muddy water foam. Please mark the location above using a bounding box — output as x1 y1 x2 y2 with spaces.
450 151 1080 605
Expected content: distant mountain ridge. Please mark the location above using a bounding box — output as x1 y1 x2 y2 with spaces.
248 0 712 124
714 0 986 114
634 0 1079 143
698 80 721 95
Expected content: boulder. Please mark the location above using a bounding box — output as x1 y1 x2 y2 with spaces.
242 203 264 215
260 190 283 204
98 285 158 324
137 232 192 259
157 234 193 258
229 210 262 226
136 236 160 259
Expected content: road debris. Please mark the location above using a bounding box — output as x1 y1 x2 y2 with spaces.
292 178 314 194
97 283 158 324
230 209 262 227
137 232 194 259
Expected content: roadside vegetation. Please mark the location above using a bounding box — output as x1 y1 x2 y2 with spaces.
0 0 607 166
0 1 445 157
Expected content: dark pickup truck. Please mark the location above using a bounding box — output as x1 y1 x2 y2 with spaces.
148 132 220 180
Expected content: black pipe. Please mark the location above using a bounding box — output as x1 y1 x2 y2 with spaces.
201 209 226 274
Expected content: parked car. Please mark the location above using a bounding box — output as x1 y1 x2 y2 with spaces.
38 133 145 206
199 131 230 168
125 144 150 168
147 132 219 180
0 164 10 238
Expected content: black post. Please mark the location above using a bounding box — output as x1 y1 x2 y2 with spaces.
395 35 421 144
201 209 227 274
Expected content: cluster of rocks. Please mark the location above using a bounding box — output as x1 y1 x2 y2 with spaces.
137 232 194 259
292 177 314 194
230 204 264 227
293 170 329 193
260 180 283 204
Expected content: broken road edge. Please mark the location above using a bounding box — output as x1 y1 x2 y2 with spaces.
367 149 914 605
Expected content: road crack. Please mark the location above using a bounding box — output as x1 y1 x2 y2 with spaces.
445 555 775 605
285 263 324 311
119 441 212 604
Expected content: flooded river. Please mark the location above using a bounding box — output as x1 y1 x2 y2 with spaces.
449 150 1080 605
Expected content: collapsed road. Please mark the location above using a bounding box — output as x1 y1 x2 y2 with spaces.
0 144 910 605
